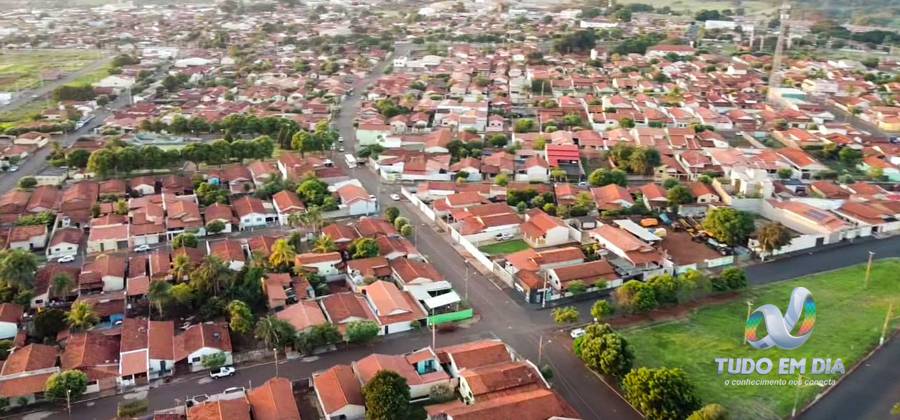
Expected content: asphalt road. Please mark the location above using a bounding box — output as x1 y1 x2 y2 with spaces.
799 336 899 420
0 54 113 115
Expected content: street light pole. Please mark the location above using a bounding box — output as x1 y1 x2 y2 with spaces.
538 335 543 365
273 348 279 377
880 302 893 346
431 307 436 349
66 388 71 416
864 251 874 289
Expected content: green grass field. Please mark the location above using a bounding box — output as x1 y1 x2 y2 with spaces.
478 239 530 256
0 50 103 91
616 0 777 15
622 260 900 420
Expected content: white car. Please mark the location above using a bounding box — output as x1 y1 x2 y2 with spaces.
390 193 401 201
134 244 151 252
570 328 586 339
209 366 236 379
8 166 18 172
56 255 76 263
338 146 345 152
223 386 245 395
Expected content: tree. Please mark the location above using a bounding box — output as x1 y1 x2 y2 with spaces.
488 134 508 148
393 216 410 230
190 256 229 297
172 233 198 249
227 300 255 335
313 235 337 253
647 274 680 305
45 370 88 401
838 148 862 166
777 168 793 179
588 168 627 187
615 280 658 314
66 149 90 169
677 270 711 303
67 301 99 331
622 367 701 420
268 239 296 271
51 273 74 300
628 147 661 175
495 173 509 186
17 177 36 189
567 280 588 295
550 169 567 182
206 220 226 235
384 207 400 224
591 300 614 321
579 323 634 378
400 224 413 237
687 403 729 420
346 320 380 344
170 283 195 308
148 280 172 319
362 370 411 420
552 306 579 325
351 238 380 259
513 119 535 133
754 222 790 259
201 352 228 370
296 206 324 234
0 340 11 359
666 185 694 207
715 267 747 291
171 255 191 282
533 137 546 151
702 208 754 246
255 316 296 349
34 309 68 340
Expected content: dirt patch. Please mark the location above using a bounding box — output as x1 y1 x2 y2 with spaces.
608 291 741 329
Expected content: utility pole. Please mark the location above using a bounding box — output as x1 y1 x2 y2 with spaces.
273 348 279 377
541 272 549 308
431 307 436 349
66 388 71 416
879 303 893 346
538 335 543 365
464 262 469 301
864 251 874 289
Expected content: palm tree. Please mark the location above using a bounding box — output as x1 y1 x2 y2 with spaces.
254 315 295 350
287 213 303 228
268 239 296 271
171 254 191 282
313 234 337 253
148 280 172 319
298 206 323 235
67 302 99 331
190 256 228 296
51 273 74 300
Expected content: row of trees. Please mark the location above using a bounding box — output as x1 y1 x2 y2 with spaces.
85 136 275 178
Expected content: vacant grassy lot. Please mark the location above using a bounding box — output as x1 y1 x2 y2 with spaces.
478 239 530 256
622 260 899 420
0 49 103 91
617 0 775 15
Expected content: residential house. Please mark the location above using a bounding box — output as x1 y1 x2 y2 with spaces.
6 224 48 251
232 196 276 230
272 191 305 226
295 252 343 278
320 292 379 335
204 203 237 234
80 253 127 292
313 364 365 420
175 322 233 372
546 260 619 296
276 300 327 333
337 184 377 216
520 209 570 248
591 184 634 211
207 240 246 271
589 223 670 280
0 344 60 406
0 304 23 340
46 228 83 260
246 377 301 420
61 332 121 394
353 349 451 399
362 280 427 335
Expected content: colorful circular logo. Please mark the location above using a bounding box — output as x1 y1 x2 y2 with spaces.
745 287 815 350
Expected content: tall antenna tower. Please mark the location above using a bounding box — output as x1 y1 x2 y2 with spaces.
767 1 791 105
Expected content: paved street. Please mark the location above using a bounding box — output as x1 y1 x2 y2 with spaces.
799 336 899 420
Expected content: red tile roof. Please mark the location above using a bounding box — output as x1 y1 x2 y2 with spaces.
247 377 300 420
313 365 364 415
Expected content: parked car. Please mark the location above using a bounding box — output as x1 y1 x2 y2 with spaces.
8 166 18 172
223 386 245 395
569 328 586 339
56 255 76 263
134 244 151 252
209 366 236 379
494 232 514 241
187 394 209 407
390 193 401 201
